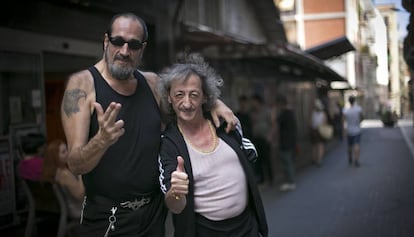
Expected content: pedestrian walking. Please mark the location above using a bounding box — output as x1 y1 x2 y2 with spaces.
343 95 363 167
310 99 328 166
275 95 297 191
250 94 273 185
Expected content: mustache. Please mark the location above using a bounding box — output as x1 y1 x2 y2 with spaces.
179 107 194 113
114 54 132 62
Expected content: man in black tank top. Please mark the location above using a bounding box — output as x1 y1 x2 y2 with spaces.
61 13 237 236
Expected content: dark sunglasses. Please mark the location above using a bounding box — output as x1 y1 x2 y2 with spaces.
108 36 145 50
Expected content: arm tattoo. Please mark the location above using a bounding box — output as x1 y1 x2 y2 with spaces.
63 88 87 117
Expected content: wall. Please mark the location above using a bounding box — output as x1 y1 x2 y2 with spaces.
303 0 345 13
304 18 346 48
0 51 43 135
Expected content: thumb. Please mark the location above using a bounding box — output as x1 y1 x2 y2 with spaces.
176 156 185 172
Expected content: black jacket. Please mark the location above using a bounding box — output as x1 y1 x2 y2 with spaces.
158 121 268 237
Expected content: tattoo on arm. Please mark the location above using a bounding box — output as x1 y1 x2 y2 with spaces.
63 89 87 117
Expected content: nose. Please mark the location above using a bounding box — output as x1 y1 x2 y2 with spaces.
182 95 192 108
119 43 130 55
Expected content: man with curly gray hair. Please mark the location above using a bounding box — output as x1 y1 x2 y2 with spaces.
158 54 268 237
158 54 223 120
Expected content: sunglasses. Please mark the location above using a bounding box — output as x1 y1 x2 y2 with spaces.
108 36 145 50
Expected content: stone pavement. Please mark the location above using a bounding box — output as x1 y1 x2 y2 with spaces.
259 119 414 237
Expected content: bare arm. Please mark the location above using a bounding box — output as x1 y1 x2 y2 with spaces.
211 99 238 133
56 169 85 201
61 70 124 175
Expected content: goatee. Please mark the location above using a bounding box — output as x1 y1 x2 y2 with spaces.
109 64 134 80
105 50 135 80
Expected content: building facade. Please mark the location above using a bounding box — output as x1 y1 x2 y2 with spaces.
276 0 394 119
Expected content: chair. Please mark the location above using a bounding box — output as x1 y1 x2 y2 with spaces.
53 184 80 237
20 179 36 237
21 180 60 236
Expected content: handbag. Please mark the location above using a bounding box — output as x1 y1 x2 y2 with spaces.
318 123 333 140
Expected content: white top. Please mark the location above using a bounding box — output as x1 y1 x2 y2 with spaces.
186 138 248 221
343 104 362 136
311 111 325 129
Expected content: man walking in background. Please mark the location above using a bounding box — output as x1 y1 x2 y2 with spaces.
275 95 297 191
343 95 363 167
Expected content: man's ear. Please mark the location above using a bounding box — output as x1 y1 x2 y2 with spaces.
103 33 109 51
168 96 171 104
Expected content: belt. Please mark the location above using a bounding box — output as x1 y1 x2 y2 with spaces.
88 194 152 211
120 197 151 210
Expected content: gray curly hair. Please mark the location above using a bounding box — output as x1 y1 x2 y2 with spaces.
158 53 223 119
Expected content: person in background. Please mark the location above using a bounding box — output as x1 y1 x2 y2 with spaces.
342 95 363 167
18 133 47 181
250 94 273 185
235 95 253 139
332 100 344 140
61 12 237 236
42 139 85 219
158 54 268 237
275 95 297 191
18 133 61 227
310 99 327 166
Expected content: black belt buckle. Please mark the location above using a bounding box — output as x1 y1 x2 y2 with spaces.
120 197 151 211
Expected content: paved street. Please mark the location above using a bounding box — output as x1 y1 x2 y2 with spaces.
260 119 414 237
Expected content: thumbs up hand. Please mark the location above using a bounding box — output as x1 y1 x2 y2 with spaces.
170 156 189 201
176 156 185 172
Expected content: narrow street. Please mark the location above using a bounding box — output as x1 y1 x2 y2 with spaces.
260 120 414 237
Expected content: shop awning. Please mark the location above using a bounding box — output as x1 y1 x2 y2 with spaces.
203 43 348 83
179 22 348 84
305 36 355 60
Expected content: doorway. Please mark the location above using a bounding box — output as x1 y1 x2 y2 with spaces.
43 52 98 141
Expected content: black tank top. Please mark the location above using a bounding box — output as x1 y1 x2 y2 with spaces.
85 66 161 200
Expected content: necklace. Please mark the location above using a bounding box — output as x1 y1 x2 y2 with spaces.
178 120 218 153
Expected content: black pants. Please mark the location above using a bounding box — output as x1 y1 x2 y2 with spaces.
79 192 167 237
252 137 272 185
195 208 260 237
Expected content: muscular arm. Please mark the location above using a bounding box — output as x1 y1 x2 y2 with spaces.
61 70 124 175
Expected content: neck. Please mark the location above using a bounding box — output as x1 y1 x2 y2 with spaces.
177 116 207 133
177 118 218 153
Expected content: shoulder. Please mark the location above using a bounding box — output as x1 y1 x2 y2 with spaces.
161 123 179 144
140 71 159 89
218 122 241 142
139 70 160 104
66 69 94 92
162 122 179 139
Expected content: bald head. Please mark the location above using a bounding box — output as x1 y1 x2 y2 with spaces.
106 12 148 42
